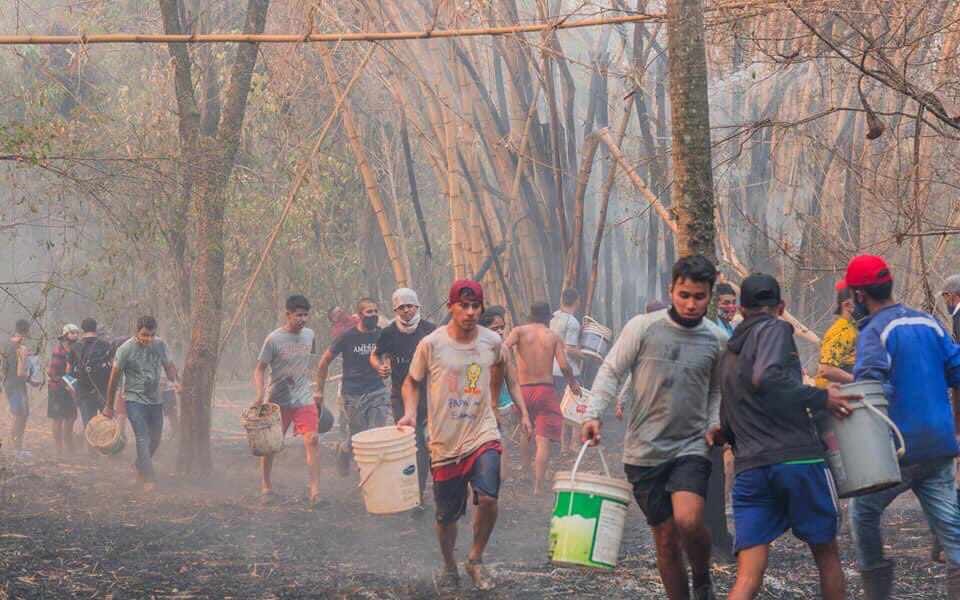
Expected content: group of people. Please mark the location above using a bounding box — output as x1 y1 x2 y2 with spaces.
5 251 960 597
1 316 179 491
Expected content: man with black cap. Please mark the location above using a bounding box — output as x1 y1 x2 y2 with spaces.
844 255 960 599
399 279 505 592
708 273 856 600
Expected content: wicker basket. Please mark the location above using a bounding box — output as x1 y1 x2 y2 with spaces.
242 402 284 456
85 414 126 455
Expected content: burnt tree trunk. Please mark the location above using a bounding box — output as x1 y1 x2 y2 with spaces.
160 0 270 477
666 0 716 260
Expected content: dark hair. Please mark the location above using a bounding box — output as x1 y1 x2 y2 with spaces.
136 315 157 332
286 295 311 312
356 297 378 313
81 318 98 333
859 281 894 303
671 255 717 288
530 301 552 325
834 287 853 316
14 319 30 335
715 283 736 297
480 305 506 327
561 288 580 306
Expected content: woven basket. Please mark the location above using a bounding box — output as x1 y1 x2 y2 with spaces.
242 402 284 456
85 414 126 455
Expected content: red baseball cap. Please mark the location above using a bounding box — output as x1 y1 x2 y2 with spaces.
844 255 893 288
448 279 484 306
835 279 848 292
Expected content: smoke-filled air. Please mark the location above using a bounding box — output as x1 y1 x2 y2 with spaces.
2 1 960 598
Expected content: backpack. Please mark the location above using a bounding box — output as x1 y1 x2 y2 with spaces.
73 338 114 399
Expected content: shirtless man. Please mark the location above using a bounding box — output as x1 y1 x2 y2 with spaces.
504 301 581 494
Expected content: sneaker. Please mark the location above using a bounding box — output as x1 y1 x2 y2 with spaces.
260 490 281 506
432 566 460 595
692 583 715 600
410 505 427 520
464 559 495 591
336 445 351 477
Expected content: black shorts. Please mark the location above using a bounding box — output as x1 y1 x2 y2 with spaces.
433 446 501 524
47 387 77 420
625 455 712 527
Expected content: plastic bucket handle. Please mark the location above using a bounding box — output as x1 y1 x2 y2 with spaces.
862 397 906 458
566 440 612 516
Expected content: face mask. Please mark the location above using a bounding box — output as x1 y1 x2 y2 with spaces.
362 315 378 330
668 306 703 329
852 300 869 323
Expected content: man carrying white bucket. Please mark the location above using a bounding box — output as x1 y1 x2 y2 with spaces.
252 295 321 507
843 255 960 599
708 273 857 600
582 255 728 600
398 279 505 592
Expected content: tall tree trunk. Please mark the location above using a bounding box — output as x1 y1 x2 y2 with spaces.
160 0 270 477
666 0 716 259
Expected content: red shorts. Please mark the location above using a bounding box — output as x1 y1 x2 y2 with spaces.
521 384 563 441
281 403 318 436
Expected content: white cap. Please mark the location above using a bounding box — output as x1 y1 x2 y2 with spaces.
392 288 420 311
60 323 81 338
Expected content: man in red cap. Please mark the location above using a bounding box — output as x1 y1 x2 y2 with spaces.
814 280 860 389
400 279 506 592
843 254 960 599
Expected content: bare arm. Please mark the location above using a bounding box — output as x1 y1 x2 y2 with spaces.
163 360 179 385
554 334 581 394
503 327 519 352
399 374 421 426
503 348 529 420
104 364 122 413
490 360 505 416
817 363 854 385
253 361 269 405
370 347 391 378
314 349 336 405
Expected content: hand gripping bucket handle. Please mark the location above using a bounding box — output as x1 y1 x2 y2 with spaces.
566 441 612 516
861 397 906 458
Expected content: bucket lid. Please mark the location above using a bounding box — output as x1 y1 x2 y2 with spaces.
351 425 415 447
553 470 633 501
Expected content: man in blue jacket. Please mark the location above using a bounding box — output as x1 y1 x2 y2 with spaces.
845 254 960 599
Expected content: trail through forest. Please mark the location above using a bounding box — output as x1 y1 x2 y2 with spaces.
0 387 948 599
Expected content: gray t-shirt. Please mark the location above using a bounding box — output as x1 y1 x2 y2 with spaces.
257 327 317 408
550 311 581 377
587 309 728 467
114 338 170 405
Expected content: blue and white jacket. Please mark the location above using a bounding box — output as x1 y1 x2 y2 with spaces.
854 303 960 464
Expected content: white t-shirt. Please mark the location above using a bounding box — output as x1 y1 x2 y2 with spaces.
550 310 581 377
408 326 503 466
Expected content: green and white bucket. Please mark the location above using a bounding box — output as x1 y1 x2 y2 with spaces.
548 441 632 569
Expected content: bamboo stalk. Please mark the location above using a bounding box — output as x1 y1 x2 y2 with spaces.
319 46 410 288
562 132 600 291
597 128 677 232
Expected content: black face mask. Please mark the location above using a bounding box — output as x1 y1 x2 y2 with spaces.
852 301 869 324
361 315 378 330
668 306 703 329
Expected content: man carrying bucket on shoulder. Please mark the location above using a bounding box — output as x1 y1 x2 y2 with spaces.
253 295 321 507
581 255 728 600
707 273 857 600
103 316 178 492
398 279 505 593
842 255 960 599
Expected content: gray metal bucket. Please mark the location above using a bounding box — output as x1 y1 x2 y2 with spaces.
817 381 905 498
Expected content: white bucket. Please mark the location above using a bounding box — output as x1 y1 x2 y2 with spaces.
560 387 593 424
817 380 905 498
581 316 612 360
352 426 421 514
242 403 284 457
549 442 632 569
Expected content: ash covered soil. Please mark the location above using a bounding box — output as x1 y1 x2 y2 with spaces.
0 391 950 599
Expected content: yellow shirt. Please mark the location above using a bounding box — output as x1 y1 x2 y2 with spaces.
815 317 857 389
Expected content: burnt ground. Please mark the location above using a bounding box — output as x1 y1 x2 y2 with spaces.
0 387 951 599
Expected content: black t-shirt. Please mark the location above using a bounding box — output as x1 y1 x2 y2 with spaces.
373 320 437 393
68 336 114 398
330 327 385 396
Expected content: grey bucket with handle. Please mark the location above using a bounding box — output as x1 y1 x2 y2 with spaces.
817 380 905 498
